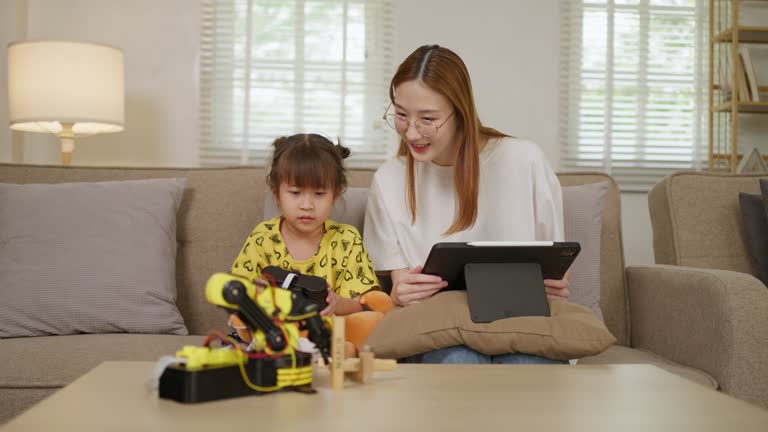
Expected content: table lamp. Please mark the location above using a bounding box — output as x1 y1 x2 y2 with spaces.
7 41 124 165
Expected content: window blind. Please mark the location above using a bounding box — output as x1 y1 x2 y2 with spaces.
559 0 708 191
199 0 396 167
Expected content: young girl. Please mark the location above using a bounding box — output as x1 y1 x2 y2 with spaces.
230 133 379 319
364 45 568 364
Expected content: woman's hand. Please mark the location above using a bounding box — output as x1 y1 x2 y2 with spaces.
391 266 448 307
544 272 570 301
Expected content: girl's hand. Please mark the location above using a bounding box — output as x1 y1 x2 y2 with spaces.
253 278 268 291
321 290 341 316
544 272 570 301
320 291 363 316
391 266 448 307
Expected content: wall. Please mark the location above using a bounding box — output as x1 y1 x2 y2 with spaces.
0 0 24 163
395 0 561 167
0 0 201 167
4 0 733 265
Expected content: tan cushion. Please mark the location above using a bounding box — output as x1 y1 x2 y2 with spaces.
0 179 188 338
365 291 616 360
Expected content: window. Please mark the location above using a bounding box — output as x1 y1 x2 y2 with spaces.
199 0 396 167
560 0 708 191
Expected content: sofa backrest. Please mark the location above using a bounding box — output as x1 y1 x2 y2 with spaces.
0 164 627 343
0 164 376 335
649 171 767 274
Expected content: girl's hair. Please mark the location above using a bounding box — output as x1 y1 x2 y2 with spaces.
389 45 509 235
266 133 350 197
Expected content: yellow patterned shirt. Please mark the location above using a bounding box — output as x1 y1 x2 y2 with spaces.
231 216 379 299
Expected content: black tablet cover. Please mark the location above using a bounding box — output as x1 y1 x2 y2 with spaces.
422 242 580 323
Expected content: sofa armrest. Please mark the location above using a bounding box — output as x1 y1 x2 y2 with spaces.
626 264 768 407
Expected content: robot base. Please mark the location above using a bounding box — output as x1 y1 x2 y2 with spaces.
159 352 314 403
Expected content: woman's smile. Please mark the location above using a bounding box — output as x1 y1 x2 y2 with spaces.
409 141 431 153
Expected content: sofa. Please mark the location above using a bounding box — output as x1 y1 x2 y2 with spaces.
647 171 768 409
0 163 762 424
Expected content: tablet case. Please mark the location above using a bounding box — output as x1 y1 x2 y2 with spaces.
464 263 550 323
422 242 579 323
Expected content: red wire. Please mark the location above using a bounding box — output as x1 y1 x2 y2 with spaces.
261 272 278 287
202 330 287 359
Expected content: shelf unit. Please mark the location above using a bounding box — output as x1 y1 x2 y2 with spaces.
708 0 768 172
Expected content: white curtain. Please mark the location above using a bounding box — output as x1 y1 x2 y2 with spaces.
560 0 708 191
199 0 396 167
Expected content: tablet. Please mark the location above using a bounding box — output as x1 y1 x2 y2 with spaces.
422 241 581 323
422 241 581 291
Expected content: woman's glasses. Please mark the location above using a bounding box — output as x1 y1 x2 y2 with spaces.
382 104 454 138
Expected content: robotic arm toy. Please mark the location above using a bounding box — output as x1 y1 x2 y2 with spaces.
158 273 332 403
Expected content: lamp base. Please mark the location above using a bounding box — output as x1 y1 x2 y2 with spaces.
58 123 75 166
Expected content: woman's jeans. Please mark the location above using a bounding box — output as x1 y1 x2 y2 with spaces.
417 345 567 365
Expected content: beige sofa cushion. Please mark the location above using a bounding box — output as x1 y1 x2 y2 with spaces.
366 290 615 361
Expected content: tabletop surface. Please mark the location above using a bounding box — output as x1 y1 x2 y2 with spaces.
2 361 767 431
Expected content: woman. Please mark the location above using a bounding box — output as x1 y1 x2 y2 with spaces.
363 45 569 364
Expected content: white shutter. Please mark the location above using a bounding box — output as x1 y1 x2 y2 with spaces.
199 0 396 167
560 0 708 191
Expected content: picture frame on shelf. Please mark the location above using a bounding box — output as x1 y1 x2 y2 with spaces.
737 146 768 173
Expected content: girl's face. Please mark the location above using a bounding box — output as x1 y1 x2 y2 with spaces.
393 80 459 166
276 182 336 237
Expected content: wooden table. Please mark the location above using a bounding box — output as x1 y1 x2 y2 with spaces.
2 361 767 431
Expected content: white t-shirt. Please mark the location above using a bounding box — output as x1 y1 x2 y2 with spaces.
363 137 564 271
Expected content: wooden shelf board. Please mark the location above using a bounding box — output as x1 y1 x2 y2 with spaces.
713 101 768 113
712 153 768 162
713 27 768 44
713 85 768 92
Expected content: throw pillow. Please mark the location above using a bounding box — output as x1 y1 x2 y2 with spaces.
0 178 189 338
562 182 609 319
365 290 616 360
263 187 369 233
739 191 768 286
748 179 768 287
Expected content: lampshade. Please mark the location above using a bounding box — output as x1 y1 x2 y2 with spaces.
8 41 124 136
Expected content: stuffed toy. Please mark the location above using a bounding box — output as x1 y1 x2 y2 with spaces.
343 290 394 357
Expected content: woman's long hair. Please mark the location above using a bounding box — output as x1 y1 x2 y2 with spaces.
389 45 508 235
